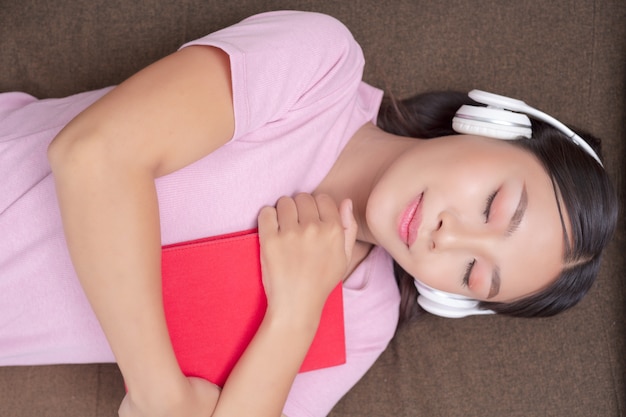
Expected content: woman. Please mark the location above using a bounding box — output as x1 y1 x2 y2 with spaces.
0 10 617 417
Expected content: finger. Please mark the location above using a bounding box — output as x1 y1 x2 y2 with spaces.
314 193 341 224
339 199 358 261
257 206 278 239
275 196 298 230
293 193 320 224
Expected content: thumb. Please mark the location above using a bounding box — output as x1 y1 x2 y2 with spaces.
339 199 358 262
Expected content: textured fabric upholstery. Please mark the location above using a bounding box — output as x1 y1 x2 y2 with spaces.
1 1 623 416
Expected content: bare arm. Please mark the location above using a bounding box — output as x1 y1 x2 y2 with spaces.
48 45 234 412
214 194 356 416
49 44 357 417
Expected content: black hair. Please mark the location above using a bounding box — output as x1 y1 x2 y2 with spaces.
377 91 618 326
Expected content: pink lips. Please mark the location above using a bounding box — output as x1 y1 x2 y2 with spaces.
399 193 423 247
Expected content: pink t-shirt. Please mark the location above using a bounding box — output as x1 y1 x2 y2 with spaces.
0 11 400 416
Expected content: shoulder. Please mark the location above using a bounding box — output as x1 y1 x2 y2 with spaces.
241 10 355 39
196 11 362 60
273 11 359 54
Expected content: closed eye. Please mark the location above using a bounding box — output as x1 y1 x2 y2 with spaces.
483 190 498 221
462 259 476 287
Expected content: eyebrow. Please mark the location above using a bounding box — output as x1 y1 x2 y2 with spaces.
487 185 528 299
488 266 501 299
506 185 528 237
548 175 572 260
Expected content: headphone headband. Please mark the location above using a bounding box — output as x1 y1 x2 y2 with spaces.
456 90 603 166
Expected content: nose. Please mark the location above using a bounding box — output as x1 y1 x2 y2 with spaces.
430 211 495 254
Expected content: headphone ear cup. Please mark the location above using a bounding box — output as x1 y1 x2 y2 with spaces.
413 279 495 318
453 105 532 140
452 119 524 140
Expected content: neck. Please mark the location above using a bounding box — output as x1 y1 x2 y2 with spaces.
314 122 416 244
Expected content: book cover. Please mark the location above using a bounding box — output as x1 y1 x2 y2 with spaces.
161 229 346 387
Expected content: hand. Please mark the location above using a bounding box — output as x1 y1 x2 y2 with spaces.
257 193 357 320
118 376 220 417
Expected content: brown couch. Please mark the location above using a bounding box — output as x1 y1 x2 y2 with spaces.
1 1 624 416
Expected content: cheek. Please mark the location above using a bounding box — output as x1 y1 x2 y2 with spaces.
364 187 396 245
401 251 463 293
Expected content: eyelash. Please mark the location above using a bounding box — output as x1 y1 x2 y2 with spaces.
483 190 498 221
462 259 476 288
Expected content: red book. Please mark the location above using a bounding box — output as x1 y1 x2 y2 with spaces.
161 229 346 387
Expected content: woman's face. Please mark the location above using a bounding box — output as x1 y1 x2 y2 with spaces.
366 135 569 302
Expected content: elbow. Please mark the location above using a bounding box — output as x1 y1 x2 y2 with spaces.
47 131 71 175
48 124 132 181
47 124 99 176
48 124 158 180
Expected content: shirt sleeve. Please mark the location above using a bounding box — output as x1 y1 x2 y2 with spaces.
179 10 366 142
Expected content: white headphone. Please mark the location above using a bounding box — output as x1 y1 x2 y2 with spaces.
414 279 495 318
414 89 603 319
453 90 603 166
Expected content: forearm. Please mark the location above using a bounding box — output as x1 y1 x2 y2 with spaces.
49 140 185 403
213 307 320 416
209 194 358 417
